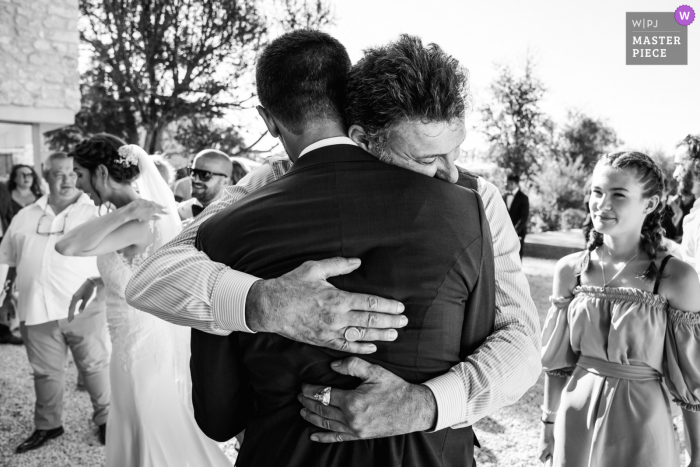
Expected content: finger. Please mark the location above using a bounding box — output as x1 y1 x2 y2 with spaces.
328 357 374 380
79 297 91 312
300 408 354 435
345 310 407 329
68 301 77 323
298 394 346 423
309 431 362 443
308 257 362 280
341 291 405 315
325 338 377 354
347 327 398 342
300 384 348 408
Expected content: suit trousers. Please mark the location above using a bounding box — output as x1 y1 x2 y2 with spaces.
19 307 110 430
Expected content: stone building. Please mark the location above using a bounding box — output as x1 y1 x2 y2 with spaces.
0 0 80 178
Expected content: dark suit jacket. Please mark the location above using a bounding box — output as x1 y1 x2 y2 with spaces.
505 189 529 237
192 145 495 467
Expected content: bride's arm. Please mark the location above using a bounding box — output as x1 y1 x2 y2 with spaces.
56 200 165 257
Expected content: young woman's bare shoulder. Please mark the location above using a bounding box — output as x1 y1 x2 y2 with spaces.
553 252 586 297
660 257 700 312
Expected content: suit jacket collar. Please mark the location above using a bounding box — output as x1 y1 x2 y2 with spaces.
287 144 377 176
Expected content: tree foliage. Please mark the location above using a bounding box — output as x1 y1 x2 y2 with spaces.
560 111 622 168
47 0 333 154
480 58 551 179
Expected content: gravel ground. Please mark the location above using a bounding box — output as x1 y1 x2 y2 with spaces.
0 257 688 466
0 343 237 467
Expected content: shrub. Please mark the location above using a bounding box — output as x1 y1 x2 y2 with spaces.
559 208 587 231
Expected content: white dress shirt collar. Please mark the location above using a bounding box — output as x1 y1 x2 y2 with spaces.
298 136 357 159
34 193 93 213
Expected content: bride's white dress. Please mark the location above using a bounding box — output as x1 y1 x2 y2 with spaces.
99 245 232 467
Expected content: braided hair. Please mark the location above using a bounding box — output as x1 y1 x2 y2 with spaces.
576 151 666 282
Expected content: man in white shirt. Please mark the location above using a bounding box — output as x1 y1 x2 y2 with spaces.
675 134 700 276
127 31 540 446
0 153 110 453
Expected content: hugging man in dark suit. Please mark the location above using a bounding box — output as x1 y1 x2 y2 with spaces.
191 31 495 467
504 174 529 259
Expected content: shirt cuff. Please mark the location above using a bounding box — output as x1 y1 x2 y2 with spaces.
211 268 261 333
422 371 468 431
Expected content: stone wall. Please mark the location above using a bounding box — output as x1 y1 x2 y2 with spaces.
0 0 80 114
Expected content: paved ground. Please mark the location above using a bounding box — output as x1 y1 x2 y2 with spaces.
0 257 688 466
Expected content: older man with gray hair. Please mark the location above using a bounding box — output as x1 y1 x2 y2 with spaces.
0 153 110 452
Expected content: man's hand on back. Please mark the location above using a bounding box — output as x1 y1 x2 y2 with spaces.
297 357 438 442
245 257 406 354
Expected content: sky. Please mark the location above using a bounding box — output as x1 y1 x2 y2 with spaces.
239 0 700 158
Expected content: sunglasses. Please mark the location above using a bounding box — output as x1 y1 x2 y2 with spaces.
186 166 228 182
18 172 34 179
36 204 73 236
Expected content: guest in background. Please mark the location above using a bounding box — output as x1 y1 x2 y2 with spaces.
172 171 193 202
675 134 700 277
151 154 176 187
0 182 21 344
504 174 529 259
230 159 247 185
177 149 232 221
0 152 110 452
0 181 13 238
669 193 695 241
8 164 43 217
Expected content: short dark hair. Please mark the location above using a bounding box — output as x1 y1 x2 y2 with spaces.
507 174 520 183
345 34 470 156
68 133 139 184
256 30 351 135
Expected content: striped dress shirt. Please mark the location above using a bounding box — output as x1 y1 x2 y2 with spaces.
126 153 542 431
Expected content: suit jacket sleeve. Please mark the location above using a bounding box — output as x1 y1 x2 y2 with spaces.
190 328 254 442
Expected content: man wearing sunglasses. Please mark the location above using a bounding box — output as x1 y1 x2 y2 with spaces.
0 153 110 452
178 149 232 220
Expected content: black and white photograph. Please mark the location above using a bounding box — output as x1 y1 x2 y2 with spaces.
0 1 699 466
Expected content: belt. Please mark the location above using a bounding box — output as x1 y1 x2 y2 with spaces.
577 356 661 381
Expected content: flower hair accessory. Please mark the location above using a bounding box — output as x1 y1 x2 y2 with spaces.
117 145 140 167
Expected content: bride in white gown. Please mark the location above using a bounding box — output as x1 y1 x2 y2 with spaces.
56 134 231 467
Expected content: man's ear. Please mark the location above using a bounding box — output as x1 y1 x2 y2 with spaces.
348 125 371 152
257 106 280 138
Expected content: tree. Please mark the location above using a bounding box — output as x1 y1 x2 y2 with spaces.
46 67 139 151
48 0 333 153
480 58 551 179
560 111 622 168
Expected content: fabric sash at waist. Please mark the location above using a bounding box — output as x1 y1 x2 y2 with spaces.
577 356 661 381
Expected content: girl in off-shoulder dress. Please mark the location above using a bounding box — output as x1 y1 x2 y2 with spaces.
537 151 700 467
